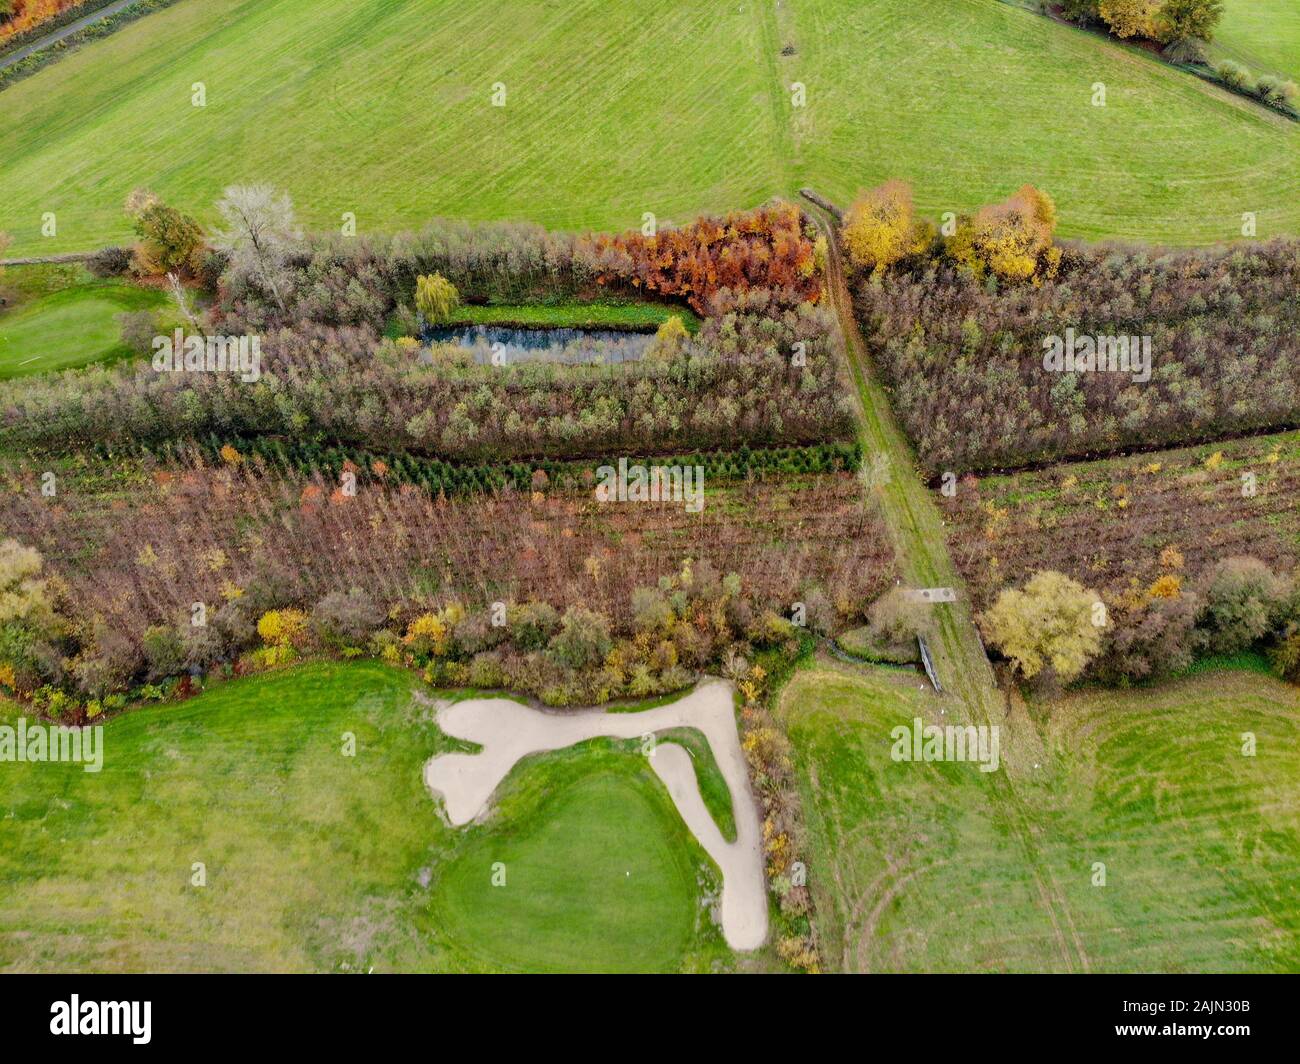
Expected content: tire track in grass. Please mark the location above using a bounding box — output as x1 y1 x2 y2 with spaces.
805 196 1090 972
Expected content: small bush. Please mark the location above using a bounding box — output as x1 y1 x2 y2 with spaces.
87 246 134 278
547 606 612 670
312 588 384 648
1271 630 1300 682
508 601 560 651
1255 75 1297 108
1162 36 1207 65
867 587 925 647
142 625 185 681
1215 60 1251 90
117 310 159 356
1196 557 1290 655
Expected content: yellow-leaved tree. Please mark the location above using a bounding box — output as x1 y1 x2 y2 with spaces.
1099 0 1161 39
646 315 689 362
415 273 461 324
0 539 49 625
945 185 1061 283
979 570 1102 684
841 180 934 275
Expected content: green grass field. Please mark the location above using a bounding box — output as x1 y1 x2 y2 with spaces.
0 264 170 378
1217 0 1300 82
1 0 1296 255
778 659 1300 972
451 300 699 332
0 662 730 973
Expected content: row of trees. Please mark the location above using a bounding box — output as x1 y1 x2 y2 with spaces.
212 201 824 333
0 535 810 715
1058 1 1296 110
851 233 1300 473
842 181 1060 283
1061 0 1223 45
0 454 894 710
1 296 855 461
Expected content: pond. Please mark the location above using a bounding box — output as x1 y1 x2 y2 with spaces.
423 324 652 365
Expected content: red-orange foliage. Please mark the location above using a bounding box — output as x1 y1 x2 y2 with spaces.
0 0 83 41
584 202 820 313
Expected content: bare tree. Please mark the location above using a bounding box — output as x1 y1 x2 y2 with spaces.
166 272 204 336
212 185 300 315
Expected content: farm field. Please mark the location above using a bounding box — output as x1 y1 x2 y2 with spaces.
2 0 1298 256
2 0 1299 992
777 659 1300 972
0 661 734 973
1217 0 1300 82
0 267 169 378
940 428 1300 610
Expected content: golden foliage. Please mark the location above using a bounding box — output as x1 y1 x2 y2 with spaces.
842 180 931 274
946 185 1060 283
257 608 308 648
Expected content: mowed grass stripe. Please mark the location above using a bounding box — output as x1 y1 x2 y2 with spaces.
779 661 1300 972
792 0 1300 244
0 0 782 253
2 0 1298 248
1217 0 1300 83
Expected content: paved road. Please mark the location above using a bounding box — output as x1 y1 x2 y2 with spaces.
0 0 140 73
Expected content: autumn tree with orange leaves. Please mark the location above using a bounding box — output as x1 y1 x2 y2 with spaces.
583 202 820 313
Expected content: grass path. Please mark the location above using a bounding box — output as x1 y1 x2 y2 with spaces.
808 200 1090 970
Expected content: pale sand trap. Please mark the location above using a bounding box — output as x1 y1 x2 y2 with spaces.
424 678 768 951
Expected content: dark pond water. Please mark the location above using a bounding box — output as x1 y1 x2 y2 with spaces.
423 324 652 365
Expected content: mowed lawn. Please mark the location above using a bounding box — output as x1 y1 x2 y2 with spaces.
1 0 1297 255
0 662 729 973
0 274 168 378
778 660 1300 972
1217 0 1300 82
0 0 780 254
785 0 1300 243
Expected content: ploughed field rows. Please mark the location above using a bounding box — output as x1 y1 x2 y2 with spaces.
0 455 894 642
779 662 1300 972
940 428 1300 611
3 0 1299 254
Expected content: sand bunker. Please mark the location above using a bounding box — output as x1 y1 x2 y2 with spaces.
424 678 767 951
